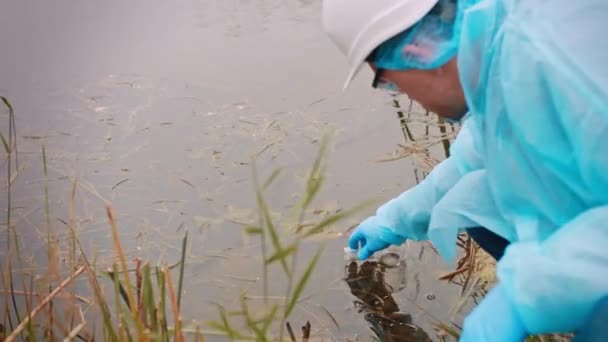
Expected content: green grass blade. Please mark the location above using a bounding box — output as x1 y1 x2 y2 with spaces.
177 232 188 311
245 226 263 235
290 137 329 227
209 305 247 340
260 305 279 335
7 259 22 330
12 228 32 332
82 259 118 341
0 260 12 333
69 229 118 341
24 316 36 340
303 200 375 237
156 266 168 341
111 264 140 340
124 321 134 342
111 264 124 325
163 268 183 342
303 137 327 202
303 174 324 211
42 146 58 279
1 96 13 116
142 264 156 331
3 94 19 332
24 274 36 341
106 207 137 311
2 96 18 168
119 299 146 342
258 190 288 273
262 168 282 190
265 244 297 265
240 297 266 341
206 321 238 339
251 159 290 276
0 132 8 154
107 207 147 339
104 271 130 310
283 245 324 319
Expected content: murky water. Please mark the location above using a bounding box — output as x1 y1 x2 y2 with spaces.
0 1 473 340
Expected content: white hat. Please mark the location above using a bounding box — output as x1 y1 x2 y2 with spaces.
322 0 438 89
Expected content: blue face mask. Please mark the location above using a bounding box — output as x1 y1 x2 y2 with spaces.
371 0 462 71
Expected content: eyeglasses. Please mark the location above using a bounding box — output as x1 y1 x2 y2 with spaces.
371 68 385 89
368 49 400 93
371 68 400 93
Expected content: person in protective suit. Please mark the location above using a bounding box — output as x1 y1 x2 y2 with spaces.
322 0 608 340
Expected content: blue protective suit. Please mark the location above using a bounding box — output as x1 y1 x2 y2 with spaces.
373 0 608 335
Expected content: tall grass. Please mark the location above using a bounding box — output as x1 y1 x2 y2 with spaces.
0 96 368 341
207 136 372 341
1 97 198 340
1 96 24 339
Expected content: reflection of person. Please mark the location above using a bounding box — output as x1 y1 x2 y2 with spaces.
322 0 608 340
345 261 431 342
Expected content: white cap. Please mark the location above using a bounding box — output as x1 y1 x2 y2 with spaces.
322 0 438 89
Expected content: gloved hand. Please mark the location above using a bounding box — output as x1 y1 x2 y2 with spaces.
348 216 406 260
460 284 528 342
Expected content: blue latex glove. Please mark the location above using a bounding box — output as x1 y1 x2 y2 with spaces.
460 284 528 342
348 216 406 260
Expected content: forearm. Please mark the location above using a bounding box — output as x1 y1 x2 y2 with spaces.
375 155 465 240
375 117 484 240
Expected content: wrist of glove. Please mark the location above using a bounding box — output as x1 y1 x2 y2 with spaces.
461 284 528 342
348 216 407 260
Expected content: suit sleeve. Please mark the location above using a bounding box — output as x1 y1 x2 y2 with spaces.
375 117 485 241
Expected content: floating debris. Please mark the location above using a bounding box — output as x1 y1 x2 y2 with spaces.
22 135 49 140
308 97 327 106
179 178 195 189
112 178 130 190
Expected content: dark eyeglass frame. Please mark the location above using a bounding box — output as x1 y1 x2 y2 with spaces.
371 68 386 89
367 48 386 89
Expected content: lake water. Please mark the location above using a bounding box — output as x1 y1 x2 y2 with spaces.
0 1 473 340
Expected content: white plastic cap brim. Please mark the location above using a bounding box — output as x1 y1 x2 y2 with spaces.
343 63 365 90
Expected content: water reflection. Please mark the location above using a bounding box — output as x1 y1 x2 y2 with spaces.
345 259 432 342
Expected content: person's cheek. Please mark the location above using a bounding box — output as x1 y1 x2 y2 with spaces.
396 79 432 106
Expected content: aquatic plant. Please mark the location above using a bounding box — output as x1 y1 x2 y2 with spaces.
0 97 370 341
